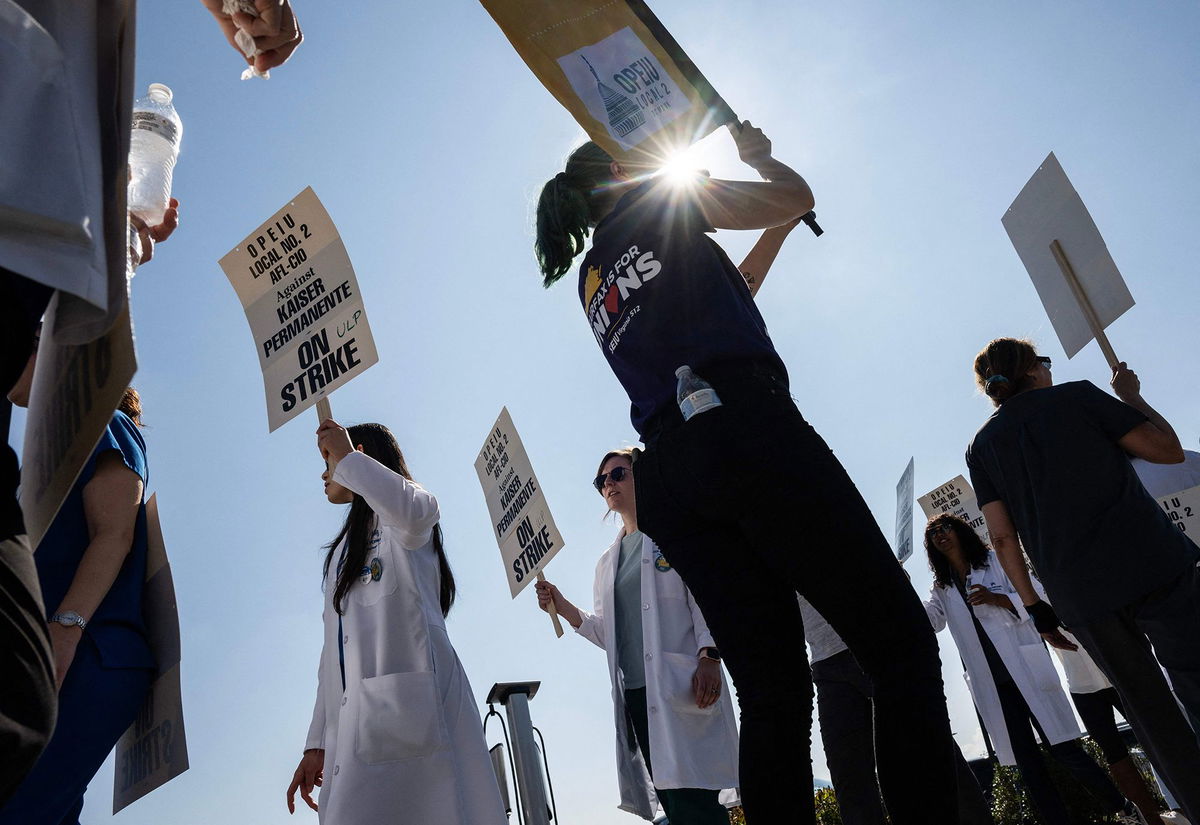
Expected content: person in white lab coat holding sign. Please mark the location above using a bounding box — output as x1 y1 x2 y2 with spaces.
285 420 506 825
921 514 1143 825
537 448 739 824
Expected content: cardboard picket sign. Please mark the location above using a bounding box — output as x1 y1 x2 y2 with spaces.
475 408 565 635
218 187 378 432
20 298 136 549
113 494 188 812
1002 152 1134 362
1156 484 1200 548
918 475 990 545
479 0 735 165
894 457 915 563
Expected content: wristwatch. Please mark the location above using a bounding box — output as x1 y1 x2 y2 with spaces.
699 646 721 662
50 611 87 630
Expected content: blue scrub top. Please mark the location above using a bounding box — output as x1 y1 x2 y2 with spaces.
37 410 155 670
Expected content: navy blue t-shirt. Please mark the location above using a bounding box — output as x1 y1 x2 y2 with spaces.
37 410 155 670
966 381 1198 624
578 176 788 436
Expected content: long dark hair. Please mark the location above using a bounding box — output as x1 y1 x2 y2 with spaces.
974 337 1040 406
924 513 991 589
322 423 457 617
535 141 618 287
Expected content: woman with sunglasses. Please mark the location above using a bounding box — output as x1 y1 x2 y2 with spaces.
968 337 1200 818
922 513 1143 824
533 123 958 824
535 448 739 824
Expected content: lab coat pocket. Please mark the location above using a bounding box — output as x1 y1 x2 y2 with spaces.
356 671 444 763
1018 644 1061 693
662 652 716 716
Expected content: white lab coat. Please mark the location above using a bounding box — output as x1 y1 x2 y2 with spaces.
305 451 506 825
575 531 740 820
923 552 1081 765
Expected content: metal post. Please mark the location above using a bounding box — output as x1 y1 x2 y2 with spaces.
488 682 550 825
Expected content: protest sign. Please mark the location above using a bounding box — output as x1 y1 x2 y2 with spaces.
894 458 915 563
219 187 378 432
21 299 136 549
1157 484 1200 549
113 494 188 812
1003 152 1134 363
479 0 735 165
475 408 565 636
918 475 990 544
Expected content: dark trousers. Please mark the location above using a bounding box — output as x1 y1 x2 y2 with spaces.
0 636 152 825
813 649 992 825
1069 564 1200 821
0 269 55 807
993 680 1124 824
1070 688 1130 766
624 687 729 825
635 371 958 825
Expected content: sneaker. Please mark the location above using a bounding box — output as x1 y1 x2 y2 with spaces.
1114 801 1150 825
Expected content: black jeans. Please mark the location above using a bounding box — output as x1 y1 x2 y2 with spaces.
624 687 729 825
1069 563 1200 822
635 370 958 825
993 680 1124 824
812 650 992 825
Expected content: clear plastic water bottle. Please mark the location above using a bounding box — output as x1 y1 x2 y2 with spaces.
676 365 723 421
127 83 182 225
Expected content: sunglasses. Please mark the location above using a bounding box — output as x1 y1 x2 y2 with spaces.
926 523 955 537
1035 356 1052 370
593 465 630 492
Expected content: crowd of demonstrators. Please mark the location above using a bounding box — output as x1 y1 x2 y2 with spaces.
0 0 300 815
286 421 506 824
967 338 1200 820
921 514 1146 824
533 123 961 825
535 448 739 824
797 595 992 825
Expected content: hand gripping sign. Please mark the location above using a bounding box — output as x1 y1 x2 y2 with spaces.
219 187 378 431
479 0 822 235
1003 153 1135 366
475 408 565 637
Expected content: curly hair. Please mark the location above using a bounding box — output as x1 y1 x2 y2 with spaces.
924 513 991 588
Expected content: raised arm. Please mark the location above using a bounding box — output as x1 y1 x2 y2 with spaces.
695 122 815 231
1111 363 1184 464
738 217 803 297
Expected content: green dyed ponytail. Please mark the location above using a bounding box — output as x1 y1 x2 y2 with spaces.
535 142 617 287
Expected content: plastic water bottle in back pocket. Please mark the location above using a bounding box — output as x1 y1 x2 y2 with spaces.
676 365 723 422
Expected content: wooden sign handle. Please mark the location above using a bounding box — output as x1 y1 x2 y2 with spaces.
536 570 564 638
316 397 332 423
1049 240 1120 369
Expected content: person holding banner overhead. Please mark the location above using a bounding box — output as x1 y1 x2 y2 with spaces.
536 447 739 824
968 337 1200 819
920 514 1145 825
0 388 156 825
534 124 960 823
286 420 505 825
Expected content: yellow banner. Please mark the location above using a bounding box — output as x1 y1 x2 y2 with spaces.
480 0 735 164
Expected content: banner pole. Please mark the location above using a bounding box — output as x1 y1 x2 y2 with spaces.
1049 240 1120 369
316 396 332 423
536 571 564 638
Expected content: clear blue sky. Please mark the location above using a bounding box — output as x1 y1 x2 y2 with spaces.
10 1 1199 822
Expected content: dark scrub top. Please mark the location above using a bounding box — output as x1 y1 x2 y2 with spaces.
578 175 788 437
966 380 1199 624
37 410 154 670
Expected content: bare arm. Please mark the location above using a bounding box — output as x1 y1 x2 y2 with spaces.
982 500 1076 651
49 453 143 687
1112 363 1184 463
696 122 815 231
738 217 803 297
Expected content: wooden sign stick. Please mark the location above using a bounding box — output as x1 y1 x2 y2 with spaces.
536 570 564 638
1049 240 1120 369
316 397 332 423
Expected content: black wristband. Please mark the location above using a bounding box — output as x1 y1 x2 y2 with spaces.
1026 600 1064 634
